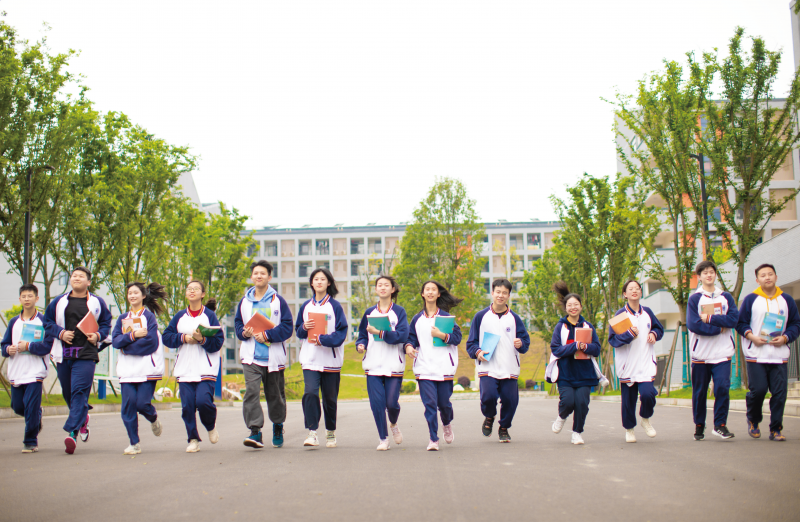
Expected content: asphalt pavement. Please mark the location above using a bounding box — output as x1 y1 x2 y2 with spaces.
1 397 798 522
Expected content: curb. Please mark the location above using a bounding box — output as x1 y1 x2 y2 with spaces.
0 401 174 420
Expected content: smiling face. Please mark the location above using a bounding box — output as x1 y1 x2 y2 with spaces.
422 282 440 304
311 272 330 295
623 281 641 301
127 285 144 309
70 270 90 292
251 266 271 288
376 278 395 299
185 282 205 305
566 297 582 318
699 267 717 287
492 286 510 308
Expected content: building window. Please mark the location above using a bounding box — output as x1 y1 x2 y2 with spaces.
264 241 277 257
350 238 364 254
368 238 382 254
247 242 259 257
316 239 330 256
299 284 310 299
299 261 312 278
299 240 311 256
317 260 330 271
483 279 491 293
527 233 541 249
226 348 235 361
528 255 541 270
509 234 522 249
482 259 489 273
351 260 364 276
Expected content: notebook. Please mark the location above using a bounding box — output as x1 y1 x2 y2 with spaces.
20 324 44 344
197 324 222 337
433 316 455 347
367 316 392 342
574 327 592 360
246 310 276 331
121 317 143 334
701 303 723 316
759 312 785 342
77 311 99 335
308 312 328 344
609 313 633 335
480 332 501 361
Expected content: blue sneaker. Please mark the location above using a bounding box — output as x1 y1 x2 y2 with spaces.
747 420 761 439
272 423 284 448
243 430 264 449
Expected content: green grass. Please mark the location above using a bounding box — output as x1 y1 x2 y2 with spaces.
0 389 181 408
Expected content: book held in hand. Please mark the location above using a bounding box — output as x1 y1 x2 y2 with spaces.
367 316 392 342
609 313 633 335
77 311 99 335
759 312 785 342
701 303 723 316
245 311 275 332
433 316 455 347
21 324 44 344
479 332 501 361
308 312 328 344
197 324 222 337
122 317 143 334
574 327 592 360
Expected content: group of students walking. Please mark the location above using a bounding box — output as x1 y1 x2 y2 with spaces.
2 258 798 454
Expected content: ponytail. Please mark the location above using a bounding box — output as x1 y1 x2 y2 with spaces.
126 281 166 315
552 281 582 311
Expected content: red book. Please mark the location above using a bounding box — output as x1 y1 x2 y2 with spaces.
77 311 99 335
574 327 592 360
308 312 328 344
246 313 275 332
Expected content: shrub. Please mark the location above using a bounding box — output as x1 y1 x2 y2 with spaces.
457 376 471 390
401 381 417 394
525 379 535 389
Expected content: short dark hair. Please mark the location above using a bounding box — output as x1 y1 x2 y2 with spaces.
695 260 717 276
754 263 776 277
250 260 273 276
309 268 338 298
19 283 38 296
622 280 642 294
492 278 513 292
375 274 400 301
72 266 92 280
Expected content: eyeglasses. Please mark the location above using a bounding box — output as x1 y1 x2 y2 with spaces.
186 286 203 292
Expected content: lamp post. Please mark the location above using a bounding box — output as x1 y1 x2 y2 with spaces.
208 264 225 398
688 153 710 259
23 165 54 284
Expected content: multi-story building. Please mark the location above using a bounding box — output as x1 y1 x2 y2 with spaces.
220 220 561 374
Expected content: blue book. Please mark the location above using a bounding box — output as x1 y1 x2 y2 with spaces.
21 324 44 344
433 316 455 347
480 332 501 361
759 312 785 342
368 316 392 342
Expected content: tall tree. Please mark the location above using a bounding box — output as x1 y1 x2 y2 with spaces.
696 27 800 301
394 177 486 327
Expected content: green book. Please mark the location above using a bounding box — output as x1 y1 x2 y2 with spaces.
433 316 455 347
197 324 222 337
368 316 392 342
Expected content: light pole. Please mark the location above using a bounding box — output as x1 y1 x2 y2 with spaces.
23 165 54 284
688 153 710 259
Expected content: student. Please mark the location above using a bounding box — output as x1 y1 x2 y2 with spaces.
608 280 664 443
686 260 739 441
162 281 225 453
548 282 602 445
234 260 294 449
295 268 348 448
466 278 531 443
44 266 112 455
356 275 409 451
111 282 167 455
1 284 51 453
736 263 800 442
405 280 463 451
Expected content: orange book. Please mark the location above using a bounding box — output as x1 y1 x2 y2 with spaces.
574 327 592 360
308 312 328 344
701 303 723 316
77 311 99 335
609 314 633 335
122 317 143 334
246 313 276 332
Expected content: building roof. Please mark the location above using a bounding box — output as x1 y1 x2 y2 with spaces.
249 220 561 235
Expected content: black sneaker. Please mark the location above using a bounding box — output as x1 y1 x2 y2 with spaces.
481 417 494 437
498 427 511 443
693 425 705 441
713 425 735 440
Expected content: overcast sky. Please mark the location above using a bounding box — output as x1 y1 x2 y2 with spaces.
3 1 796 228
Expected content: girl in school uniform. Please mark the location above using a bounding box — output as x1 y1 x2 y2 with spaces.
608 280 664 443
295 268 349 448
548 282 603 445
405 281 463 451
162 281 225 453
111 282 168 455
356 275 409 450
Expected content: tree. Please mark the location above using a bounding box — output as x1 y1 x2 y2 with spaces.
394 177 486 327
696 27 800 302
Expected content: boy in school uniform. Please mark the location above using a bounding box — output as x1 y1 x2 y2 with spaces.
234 260 294 449
686 260 739 441
466 278 531 442
1 284 52 453
736 263 800 441
44 266 113 454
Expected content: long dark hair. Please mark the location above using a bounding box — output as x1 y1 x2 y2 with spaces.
126 281 167 315
419 280 462 312
187 280 217 312
309 268 338 298
375 274 400 301
553 281 582 311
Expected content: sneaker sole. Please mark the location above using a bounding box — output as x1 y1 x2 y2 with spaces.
243 439 264 449
22 448 38 453
273 443 283 448
326 442 337 448
80 429 89 443
712 431 734 440
304 441 319 447
572 440 584 445
65 437 77 454
693 436 704 441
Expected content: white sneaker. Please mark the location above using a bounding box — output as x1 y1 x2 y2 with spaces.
208 426 219 444
443 424 454 444
427 439 439 451
326 430 337 448
641 417 657 438
625 429 637 443
123 443 141 455
186 439 200 453
552 416 566 434
377 439 390 451
151 419 163 437
571 432 584 445
304 431 319 447
390 424 403 444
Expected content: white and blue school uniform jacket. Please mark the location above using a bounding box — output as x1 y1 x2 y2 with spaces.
608 304 664 385
44 291 113 363
466 307 531 380
294 294 348 373
234 286 294 371
1 312 52 386
686 286 739 364
356 302 409 378
405 308 463 381
736 286 800 365
162 306 225 382
546 316 604 386
111 308 165 383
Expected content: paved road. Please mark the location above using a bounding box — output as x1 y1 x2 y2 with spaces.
1 397 799 522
